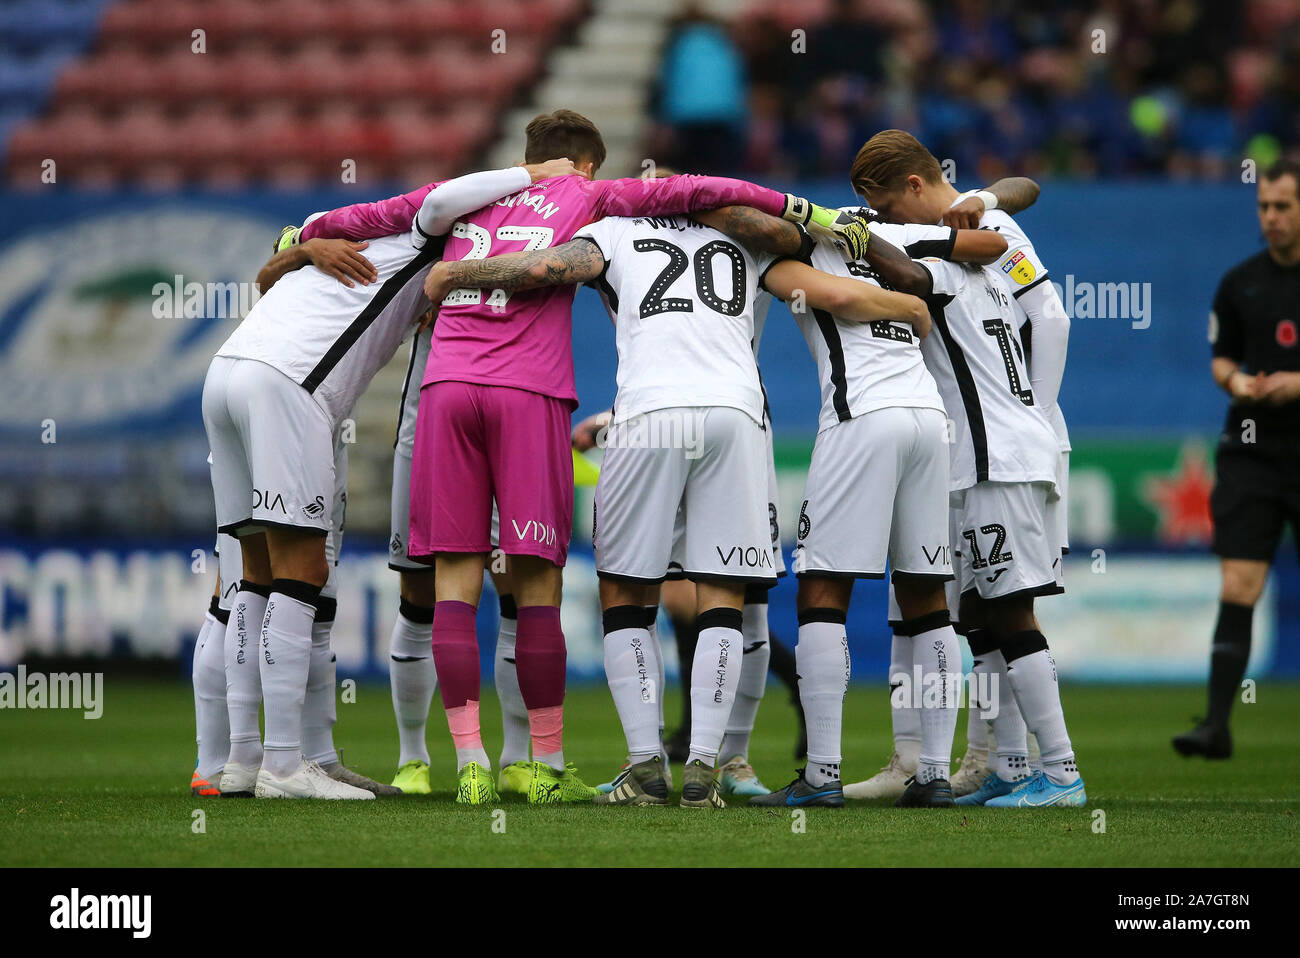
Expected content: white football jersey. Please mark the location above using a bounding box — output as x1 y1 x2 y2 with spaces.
217 231 439 427
576 215 774 425
771 229 944 435
956 196 1071 453
916 256 1059 491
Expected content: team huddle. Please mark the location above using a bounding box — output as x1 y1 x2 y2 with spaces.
189 110 1086 810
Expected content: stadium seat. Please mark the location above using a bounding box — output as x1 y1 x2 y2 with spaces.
5 0 589 187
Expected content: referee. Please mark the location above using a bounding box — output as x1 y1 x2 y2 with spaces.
1174 160 1300 759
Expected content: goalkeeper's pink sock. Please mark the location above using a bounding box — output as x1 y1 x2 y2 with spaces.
516 605 566 770
432 600 488 770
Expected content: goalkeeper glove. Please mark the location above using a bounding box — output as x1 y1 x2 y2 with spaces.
273 225 301 254
838 217 872 261
780 194 860 243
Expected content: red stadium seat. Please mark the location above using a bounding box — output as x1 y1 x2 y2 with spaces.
12 0 589 187
107 110 181 168
171 110 248 172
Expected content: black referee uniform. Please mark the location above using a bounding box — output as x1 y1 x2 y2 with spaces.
1180 249 1300 755
1211 251 1300 558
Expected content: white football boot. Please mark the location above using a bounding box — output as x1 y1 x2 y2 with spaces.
255 759 375 799
218 762 260 797
950 746 990 797
842 751 913 800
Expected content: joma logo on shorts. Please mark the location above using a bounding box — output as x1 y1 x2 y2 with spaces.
511 519 557 547
715 545 773 568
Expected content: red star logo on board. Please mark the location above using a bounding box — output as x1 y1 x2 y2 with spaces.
1141 442 1215 544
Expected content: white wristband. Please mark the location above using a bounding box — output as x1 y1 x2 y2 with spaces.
974 189 998 211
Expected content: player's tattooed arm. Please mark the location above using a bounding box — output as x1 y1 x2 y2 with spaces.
256 239 377 293
693 205 806 257
762 260 931 337
942 177 1040 228
987 177 1040 214
423 237 605 303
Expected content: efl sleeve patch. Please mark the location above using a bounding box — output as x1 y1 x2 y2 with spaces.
1001 249 1038 285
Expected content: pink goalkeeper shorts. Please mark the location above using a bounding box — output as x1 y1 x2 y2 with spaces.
409 380 574 567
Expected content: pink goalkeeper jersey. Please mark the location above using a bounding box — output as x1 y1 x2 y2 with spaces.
302 174 786 406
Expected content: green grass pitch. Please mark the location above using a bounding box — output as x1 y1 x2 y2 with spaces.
1 679 1297 867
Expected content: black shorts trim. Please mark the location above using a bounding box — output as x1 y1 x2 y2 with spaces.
686 571 780 586
255 519 329 538
388 561 435 574
597 570 669 585
219 517 329 538
795 568 886 580
960 580 1063 604
748 569 786 590
891 570 956 585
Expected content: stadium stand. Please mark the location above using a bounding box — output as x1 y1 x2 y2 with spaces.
643 0 1300 181
3 0 585 188
7 0 1300 187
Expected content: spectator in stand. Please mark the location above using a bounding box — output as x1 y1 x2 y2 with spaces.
649 4 748 174
647 0 1300 182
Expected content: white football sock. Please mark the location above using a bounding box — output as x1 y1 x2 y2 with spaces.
603 608 661 762
457 745 492 770
720 601 771 762
911 620 960 784
192 611 212 737
259 584 316 778
302 613 338 767
686 609 744 767
225 585 268 768
797 611 849 785
1005 640 1078 785
1028 732 1043 771
967 707 991 752
964 630 994 753
390 604 436 766
645 606 669 765
983 648 1030 780
494 604 530 767
889 632 921 770
194 609 230 780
